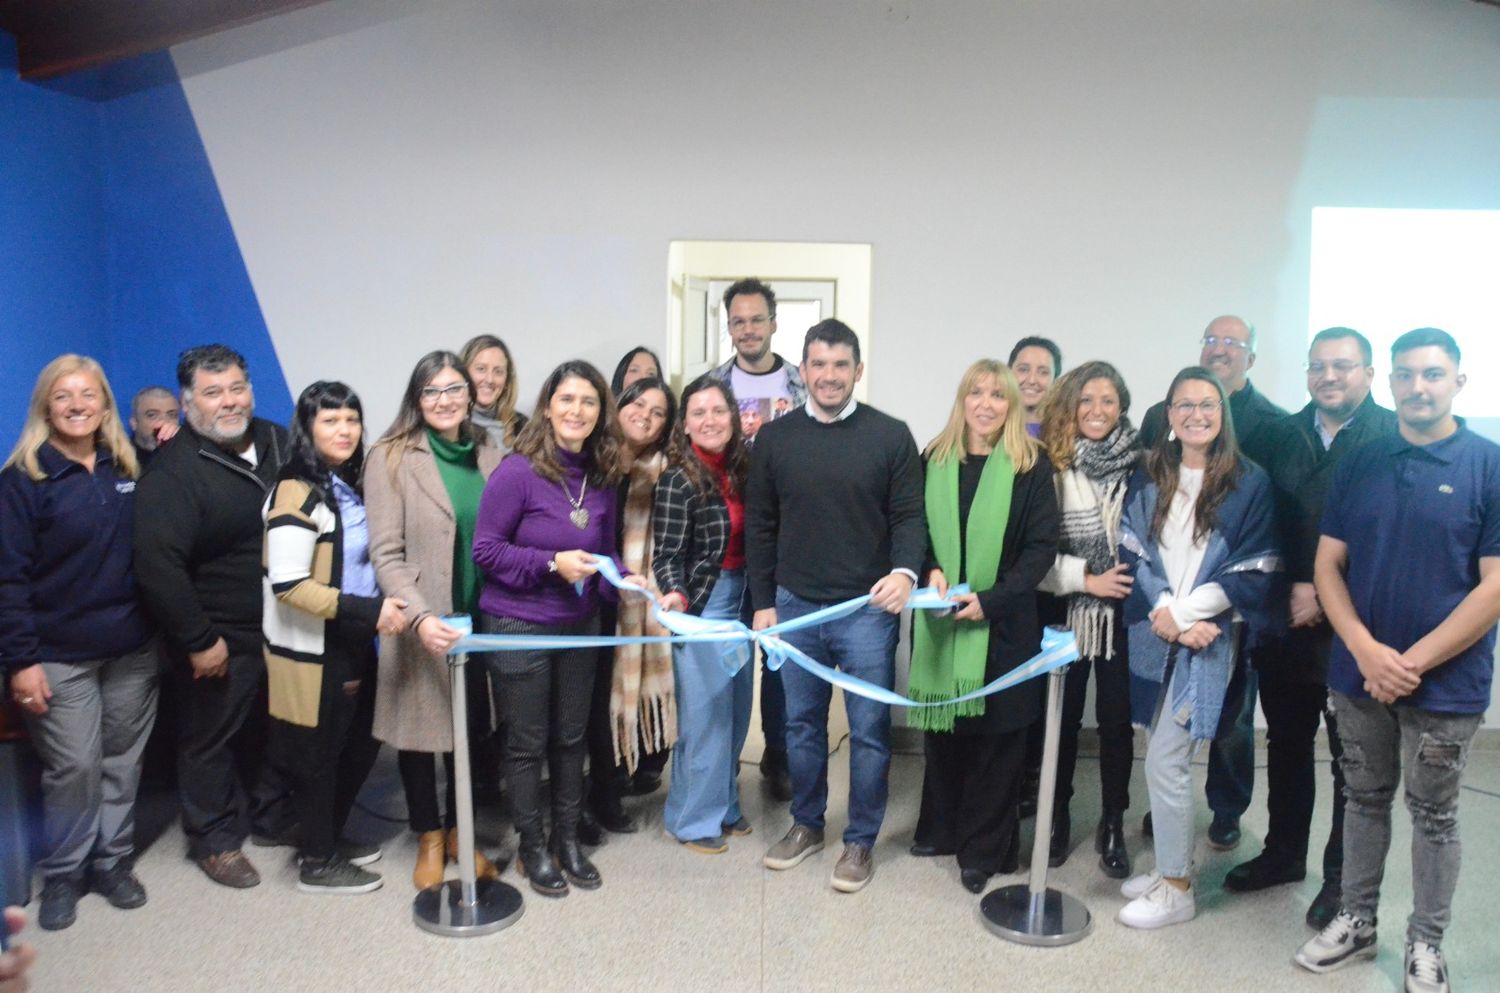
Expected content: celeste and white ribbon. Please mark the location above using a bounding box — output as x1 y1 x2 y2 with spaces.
447 557 1079 707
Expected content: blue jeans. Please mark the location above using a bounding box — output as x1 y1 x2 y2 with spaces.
663 570 752 841
1205 663 1256 821
1331 691 1482 946
774 587 898 848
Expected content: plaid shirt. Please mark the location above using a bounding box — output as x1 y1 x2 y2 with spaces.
651 466 732 615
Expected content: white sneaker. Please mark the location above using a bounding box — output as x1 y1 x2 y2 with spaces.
1293 911 1378 973
1121 870 1161 900
1404 941 1449 993
1117 876 1195 929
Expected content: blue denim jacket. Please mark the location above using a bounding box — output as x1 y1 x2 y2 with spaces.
1119 463 1281 738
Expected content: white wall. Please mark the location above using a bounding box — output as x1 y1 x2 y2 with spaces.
169 0 1500 720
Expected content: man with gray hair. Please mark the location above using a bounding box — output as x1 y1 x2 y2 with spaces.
134 345 291 889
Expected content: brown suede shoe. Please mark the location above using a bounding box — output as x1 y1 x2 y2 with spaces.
446 828 501 880
197 850 261 889
414 830 446 890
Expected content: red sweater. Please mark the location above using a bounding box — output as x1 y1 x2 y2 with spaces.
694 443 745 569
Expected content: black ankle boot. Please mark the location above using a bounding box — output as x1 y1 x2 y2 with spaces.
1097 810 1129 879
516 836 568 897
1048 809 1071 868
576 806 606 847
552 833 602 890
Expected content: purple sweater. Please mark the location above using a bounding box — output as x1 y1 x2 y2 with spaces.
473 448 619 624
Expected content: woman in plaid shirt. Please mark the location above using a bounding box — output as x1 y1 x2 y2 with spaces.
653 375 753 854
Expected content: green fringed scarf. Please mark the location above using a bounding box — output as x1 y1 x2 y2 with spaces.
909 448 1013 732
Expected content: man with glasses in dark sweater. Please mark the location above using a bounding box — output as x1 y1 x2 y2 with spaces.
747 319 924 893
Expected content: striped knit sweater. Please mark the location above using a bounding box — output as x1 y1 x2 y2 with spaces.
262 477 383 728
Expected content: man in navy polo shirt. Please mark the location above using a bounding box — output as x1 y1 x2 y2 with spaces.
1295 328 1500 993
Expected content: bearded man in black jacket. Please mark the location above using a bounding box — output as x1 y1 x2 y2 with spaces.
134 345 293 890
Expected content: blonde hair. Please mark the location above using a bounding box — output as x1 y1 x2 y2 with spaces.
924 359 1037 472
3 354 138 481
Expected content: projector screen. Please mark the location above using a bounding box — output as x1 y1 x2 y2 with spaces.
1309 207 1500 440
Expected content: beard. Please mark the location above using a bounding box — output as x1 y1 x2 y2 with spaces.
187 405 253 449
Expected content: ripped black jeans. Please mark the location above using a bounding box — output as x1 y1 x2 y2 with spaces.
1330 691 1482 946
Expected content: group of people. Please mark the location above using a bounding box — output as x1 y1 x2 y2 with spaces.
2 278 1495 993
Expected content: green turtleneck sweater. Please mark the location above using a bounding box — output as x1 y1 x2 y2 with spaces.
427 428 485 615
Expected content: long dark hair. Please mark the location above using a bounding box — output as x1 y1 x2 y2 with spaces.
668 374 750 497
610 345 663 397
374 350 487 483
616 376 677 461
1146 366 1241 543
512 360 624 487
282 380 366 496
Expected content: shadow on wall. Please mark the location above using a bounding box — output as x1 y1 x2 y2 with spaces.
0 35 290 446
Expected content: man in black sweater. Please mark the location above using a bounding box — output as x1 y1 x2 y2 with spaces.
747 319 925 893
133 345 292 889
1138 314 1289 851
1222 327 1396 929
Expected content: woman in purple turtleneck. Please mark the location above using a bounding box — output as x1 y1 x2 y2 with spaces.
472 359 645 897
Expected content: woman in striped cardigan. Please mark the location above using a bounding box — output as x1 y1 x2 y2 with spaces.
262 381 408 894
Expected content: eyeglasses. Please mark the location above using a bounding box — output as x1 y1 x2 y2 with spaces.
1200 335 1251 351
1306 361 1364 376
728 315 772 332
1169 400 1222 417
420 383 470 403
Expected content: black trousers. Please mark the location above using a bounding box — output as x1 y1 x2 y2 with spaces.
397 750 457 833
1054 622 1133 815
290 664 381 859
173 646 294 858
484 612 597 843
1259 664 1345 878
914 728 1027 874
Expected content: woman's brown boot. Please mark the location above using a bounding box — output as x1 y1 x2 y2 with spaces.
447 827 500 880
413 830 446 890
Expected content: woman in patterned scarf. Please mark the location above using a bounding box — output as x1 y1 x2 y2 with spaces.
1037 361 1141 879
583 375 677 839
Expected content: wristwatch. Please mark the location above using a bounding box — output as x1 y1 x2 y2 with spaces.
548 556 559 574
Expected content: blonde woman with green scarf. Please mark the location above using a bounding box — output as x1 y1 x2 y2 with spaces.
909 359 1059 895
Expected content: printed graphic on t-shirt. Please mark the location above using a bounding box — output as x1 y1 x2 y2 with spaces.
731 362 795 441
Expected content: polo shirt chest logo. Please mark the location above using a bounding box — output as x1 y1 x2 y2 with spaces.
115 480 136 494
1438 484 1454 494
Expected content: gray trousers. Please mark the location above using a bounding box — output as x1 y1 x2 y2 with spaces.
21 640 159 882
1331 690 1483 947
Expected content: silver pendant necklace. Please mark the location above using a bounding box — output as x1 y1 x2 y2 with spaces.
562 475 589 529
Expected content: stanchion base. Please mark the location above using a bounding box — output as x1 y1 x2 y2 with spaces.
413 878 525 937
979 885 1092 947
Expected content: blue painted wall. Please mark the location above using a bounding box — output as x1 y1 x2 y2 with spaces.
0 34 111 445
0 33 291 449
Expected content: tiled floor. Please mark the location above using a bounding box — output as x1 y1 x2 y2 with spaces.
21 736 1500 993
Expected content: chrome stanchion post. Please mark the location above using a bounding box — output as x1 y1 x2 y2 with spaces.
980 657 1092 946
413 629 524 937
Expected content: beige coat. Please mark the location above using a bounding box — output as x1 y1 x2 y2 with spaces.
365 434 504 752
